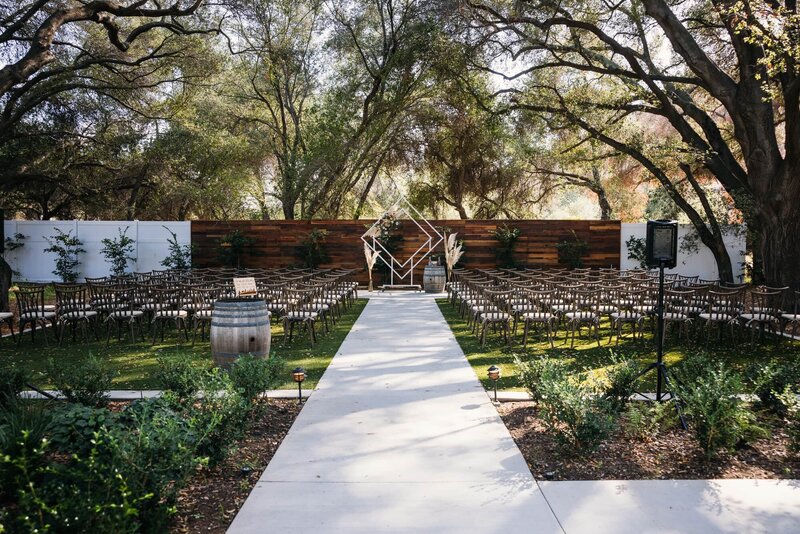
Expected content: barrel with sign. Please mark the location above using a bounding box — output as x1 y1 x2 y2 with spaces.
210 298 271 369
423 262 447 293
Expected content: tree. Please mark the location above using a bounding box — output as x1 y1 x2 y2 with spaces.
0 1 211 140
464 0 799 286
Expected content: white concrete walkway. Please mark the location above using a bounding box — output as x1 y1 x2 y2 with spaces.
228 293 563 533
228 293 800 534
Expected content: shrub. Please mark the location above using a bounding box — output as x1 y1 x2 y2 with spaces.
111 398 205 529
188 369 250 465
0 364 30 408
48 403 121 455
0 400 53 498
515 354 553 403
622 401 675 440
155 355 207 402
43 228 86 282
602 353 641 413
47 355 115 407
776 388 800 453
490 223 520 268
625 235 648 268
528 358 617 453
555 230 589 268
12 426 155 533
100 226 136 276
674 361 767 459
229 354 286 403
746 360 800 416
161 226 193 270
218 229 255 269
299 229 330 269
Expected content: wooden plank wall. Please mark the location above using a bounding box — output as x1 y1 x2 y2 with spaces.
191 220 621 285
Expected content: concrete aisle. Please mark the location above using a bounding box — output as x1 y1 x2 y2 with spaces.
227 293 563 534
229 293 800 534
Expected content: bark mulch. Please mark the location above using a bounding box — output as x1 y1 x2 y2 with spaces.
499 401 800 481
171 399 302 533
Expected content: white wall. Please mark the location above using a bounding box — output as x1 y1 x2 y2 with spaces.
620 223 746 281
2 220 190 281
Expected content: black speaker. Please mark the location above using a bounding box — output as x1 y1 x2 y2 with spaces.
645 219 678 269
0 208 4 254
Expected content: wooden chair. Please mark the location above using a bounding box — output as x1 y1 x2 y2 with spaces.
189 286 218 345
564 288 601 348
518 289 556 348
15 284 56 344
104 286 145 346
54 284 99 344
150 287 189 345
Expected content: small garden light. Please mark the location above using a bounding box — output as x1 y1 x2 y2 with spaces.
292 367 306 404
487 365 501 405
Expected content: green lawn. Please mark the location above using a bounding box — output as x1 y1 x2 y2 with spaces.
436 299 800 392
0 299 367 390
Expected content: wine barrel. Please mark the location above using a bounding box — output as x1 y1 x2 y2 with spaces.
423 263 446 293
210 298 271 370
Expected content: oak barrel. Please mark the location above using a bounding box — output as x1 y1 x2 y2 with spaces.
423 263 446 293
210 298 271 370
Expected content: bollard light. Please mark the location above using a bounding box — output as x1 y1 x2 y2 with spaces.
292 367 306 404
487 365 501 405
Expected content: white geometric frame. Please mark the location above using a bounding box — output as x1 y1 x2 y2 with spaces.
361 196 444 287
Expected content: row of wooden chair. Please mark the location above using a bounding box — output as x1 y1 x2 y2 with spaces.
3 268 358 347
447 268 800 347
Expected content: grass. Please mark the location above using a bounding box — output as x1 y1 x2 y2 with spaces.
436 298 800 392
0 299 367 390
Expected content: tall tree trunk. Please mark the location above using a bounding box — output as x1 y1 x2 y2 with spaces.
755 193 800 288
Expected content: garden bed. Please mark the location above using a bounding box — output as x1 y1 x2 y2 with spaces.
500 401 800 480
172 398 301 533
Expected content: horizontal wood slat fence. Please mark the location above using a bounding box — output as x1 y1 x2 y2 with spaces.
191 220 621 285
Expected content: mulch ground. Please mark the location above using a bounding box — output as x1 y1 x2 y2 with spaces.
499 401 800 480
171 399 302 533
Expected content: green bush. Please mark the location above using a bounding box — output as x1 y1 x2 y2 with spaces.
48 403 121 455
299 229 330 269
12 427 154 534
161 226 193 270
48 355 115 407
0 400 53 499
674 361 767 459
111 398 205 529
525 358 617 453
602 353 641 413
229 354 286 403
100 226 136 277
155 355 207 402
43 228 86 283
0 364 30 408
746 360 800 416
490 223 521 268
515 354 555 403
555 230 589 268
622 401 675 440
188 369 250 465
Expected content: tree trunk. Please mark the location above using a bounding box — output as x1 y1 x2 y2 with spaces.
756 204 800 289
0 256 11 312
595 188 612 220
706 235 735 284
